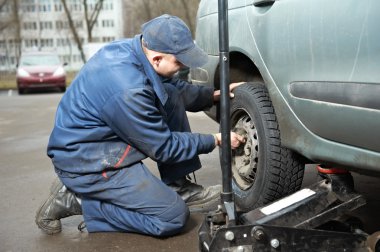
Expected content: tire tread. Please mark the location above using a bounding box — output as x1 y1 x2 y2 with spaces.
231 82 305 211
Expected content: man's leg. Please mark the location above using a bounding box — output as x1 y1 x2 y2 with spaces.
81 193 187 236
158 83 221 213
60 162 189 236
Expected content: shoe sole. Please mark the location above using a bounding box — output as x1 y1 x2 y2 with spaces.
188 197 220 213
35 178 63 235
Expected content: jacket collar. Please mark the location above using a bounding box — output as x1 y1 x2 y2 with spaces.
132 34 168 106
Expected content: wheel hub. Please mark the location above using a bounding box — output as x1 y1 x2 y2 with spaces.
232 114 259 190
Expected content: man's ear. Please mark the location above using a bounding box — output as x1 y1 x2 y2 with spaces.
152 55 163 66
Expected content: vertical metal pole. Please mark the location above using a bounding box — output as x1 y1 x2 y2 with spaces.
218 0 235 224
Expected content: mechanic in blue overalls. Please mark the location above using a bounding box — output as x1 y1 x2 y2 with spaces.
35 14 245 236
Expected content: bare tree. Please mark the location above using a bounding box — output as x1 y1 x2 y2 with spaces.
11 0 21 61
0 0 7 8
0 0 11 31
0 0 21 65
0 0 20 34
60 0 104 63
141 0 153 21
179 0 194 33
83 0 104 42
123 0 200 38
61 0 86 62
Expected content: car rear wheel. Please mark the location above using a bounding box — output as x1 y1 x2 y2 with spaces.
230 82 304 211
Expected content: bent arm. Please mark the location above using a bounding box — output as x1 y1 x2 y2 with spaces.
171 78 214 112
100 87 216 164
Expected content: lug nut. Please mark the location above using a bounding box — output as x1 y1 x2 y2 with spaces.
270 238 280 248
251 226 265 240
225 231 235 241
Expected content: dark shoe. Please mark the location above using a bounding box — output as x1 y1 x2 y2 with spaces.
35 178 82 235
168 177 222 213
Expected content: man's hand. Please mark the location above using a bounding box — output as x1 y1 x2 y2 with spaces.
213 82 245 102
214 132 246 149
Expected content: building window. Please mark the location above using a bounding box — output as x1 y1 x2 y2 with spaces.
56 38 71 46
75 20 83 28
102 20 114 28
24 39 39 48
41 39 53 47
23 22 38 30
69 3 82 12
63 55 70 63
38 0 51 12
21 0 36 12
40 21 53 30
54 1 63 12
102 36 114 42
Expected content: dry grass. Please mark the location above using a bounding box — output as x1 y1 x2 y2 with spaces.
0 71 77 89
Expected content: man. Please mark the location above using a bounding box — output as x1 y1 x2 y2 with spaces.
36 14 245 237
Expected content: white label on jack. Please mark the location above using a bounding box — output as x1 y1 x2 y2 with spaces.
260 188 316 215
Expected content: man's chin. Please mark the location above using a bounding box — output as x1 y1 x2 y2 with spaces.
159 72 176 78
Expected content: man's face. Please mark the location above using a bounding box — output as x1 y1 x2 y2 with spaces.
153 54 185 78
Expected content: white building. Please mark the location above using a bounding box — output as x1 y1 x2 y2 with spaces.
0 0 124 71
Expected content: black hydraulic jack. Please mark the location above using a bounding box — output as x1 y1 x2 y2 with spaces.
199 0 380 251
199 171 380 251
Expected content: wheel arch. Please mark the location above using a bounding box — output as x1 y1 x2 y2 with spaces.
213 51 263 90
212 51 264 122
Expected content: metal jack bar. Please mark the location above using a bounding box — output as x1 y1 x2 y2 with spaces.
218 0 236 225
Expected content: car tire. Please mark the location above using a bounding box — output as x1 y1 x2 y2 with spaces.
229 82 304 211
60 86 66 92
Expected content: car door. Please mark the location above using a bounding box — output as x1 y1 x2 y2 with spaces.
250 0 380 152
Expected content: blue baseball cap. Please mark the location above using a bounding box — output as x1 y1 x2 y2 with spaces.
141 14 208 68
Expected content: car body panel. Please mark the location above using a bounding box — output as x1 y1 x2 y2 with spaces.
192 0 380 174
247 0 380 152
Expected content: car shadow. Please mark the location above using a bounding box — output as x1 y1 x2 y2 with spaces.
19 87 65 95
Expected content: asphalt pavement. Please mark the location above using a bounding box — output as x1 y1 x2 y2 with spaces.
1 91 379 252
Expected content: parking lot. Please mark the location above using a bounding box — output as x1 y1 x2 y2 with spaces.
1 91 379 251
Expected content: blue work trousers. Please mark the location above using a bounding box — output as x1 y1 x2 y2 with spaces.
57 82 201 236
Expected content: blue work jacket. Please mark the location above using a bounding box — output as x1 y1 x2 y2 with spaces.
47 35 216 175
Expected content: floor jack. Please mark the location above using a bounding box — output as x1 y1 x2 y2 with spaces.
199 167 380 251
199 1 380 251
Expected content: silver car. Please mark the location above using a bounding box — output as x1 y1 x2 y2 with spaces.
191 0 380 211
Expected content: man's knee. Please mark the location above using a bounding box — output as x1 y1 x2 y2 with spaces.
154 196 189 237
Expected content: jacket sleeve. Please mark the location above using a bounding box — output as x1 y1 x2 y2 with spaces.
100 86 216 164
170 78 214 112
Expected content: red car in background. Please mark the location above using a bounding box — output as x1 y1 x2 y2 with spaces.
16 51 67 94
